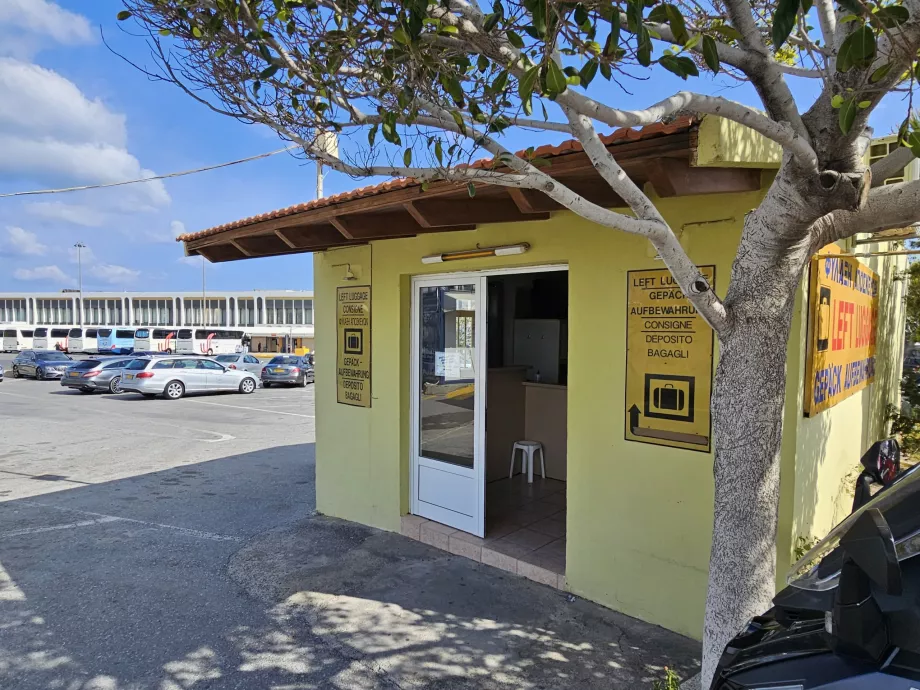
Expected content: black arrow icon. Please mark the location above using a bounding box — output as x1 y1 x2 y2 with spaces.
628 404 641 432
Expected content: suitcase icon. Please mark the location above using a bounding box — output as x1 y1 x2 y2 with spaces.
654 384 684 411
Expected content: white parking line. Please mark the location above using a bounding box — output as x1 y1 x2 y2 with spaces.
182 399 314 418
0 516 120 538
16 501 242 542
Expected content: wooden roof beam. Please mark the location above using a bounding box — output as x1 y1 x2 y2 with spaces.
275 229 298 248
404 198 549 226
229 239 254 257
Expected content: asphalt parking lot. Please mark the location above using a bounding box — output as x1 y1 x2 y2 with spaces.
0 356 328 689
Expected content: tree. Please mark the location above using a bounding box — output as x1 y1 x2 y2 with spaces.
116 0 920 684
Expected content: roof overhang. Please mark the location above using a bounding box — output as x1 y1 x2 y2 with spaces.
180 117 764 263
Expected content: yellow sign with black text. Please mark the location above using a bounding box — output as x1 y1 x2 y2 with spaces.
337 285 371 408
625 267 715 452
804 248 878 416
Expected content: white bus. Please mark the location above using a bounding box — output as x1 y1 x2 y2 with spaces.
67 327 99 354
177 328 245 355
134 327 178 353
33 326 72 351
2 328 34 352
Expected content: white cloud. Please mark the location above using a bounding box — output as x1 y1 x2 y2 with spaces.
143 219 189 243
6 226 46 255
0 0 92 59
90 263 140 285
0 58 169 214
26 202 109 227
171 220 187 239
0 59 124 146
14 264 73 284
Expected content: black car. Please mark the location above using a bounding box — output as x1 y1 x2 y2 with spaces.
261 355 314 387
711 440 920 689
11 350 74 380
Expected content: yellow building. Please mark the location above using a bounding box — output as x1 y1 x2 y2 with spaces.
179 115 908 639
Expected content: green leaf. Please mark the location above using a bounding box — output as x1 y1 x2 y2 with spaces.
477 55 489 72
626 0 642 33
215 45 229 59
260 65 280 78
857 100 872 108
392 26 410 44
659 54 697 79
713 25 742 41
544 60 567 98
467 182 476 197
116 10 132 20
403 148 412 166
801 0 813 13
702 35 720 73
838 97 857 134
836 24 876 72
666 4 689 45
599 61 612 79
449 110 466 134
636 27 652 66
607 8 620 49
192 25 203 38
435 140 443 164
159 28 171 36
874 6 910 28
907 131 920 159
870 62 893 83
574 4 589 26
367 124 378 146
506 30 524 48
771 0 800 50
518 64 540 109
439 25 459 34
837 0 866 15
831 93 845 108
580 59 599 86
483 12 500 32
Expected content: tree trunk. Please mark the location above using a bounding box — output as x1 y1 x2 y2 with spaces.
698 229 807 687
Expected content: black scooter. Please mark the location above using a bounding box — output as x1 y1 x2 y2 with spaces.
710 438 920 689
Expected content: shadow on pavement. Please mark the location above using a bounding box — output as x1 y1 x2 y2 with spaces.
1 442 698 689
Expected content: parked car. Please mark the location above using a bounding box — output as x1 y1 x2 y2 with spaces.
0 363 4 382
214 353 265 376
261 355 314 387
119 356 258 400
11 350 74 379
59 357 137 394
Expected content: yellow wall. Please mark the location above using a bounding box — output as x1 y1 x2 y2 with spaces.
312 193 906 640
780 244 907 574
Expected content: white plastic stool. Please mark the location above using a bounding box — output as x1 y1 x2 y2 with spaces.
510 441 545 483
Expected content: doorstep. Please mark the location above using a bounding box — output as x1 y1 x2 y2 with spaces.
400 515 567 591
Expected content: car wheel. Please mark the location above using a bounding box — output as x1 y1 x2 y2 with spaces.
164 380 185 400
239 378 256 394
36 368 44 380
165 348 172 354
300 374 308 388
207 348 214 356
10 366 18 379
263 381 272 388
141 393 157 399
109 376 122 394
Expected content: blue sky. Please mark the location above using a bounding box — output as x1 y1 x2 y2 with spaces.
0 1 910 294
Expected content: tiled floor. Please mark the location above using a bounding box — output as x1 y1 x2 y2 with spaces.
401 475 567 590
485 475 566 575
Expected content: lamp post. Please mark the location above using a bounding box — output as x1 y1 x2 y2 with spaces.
74 242 85 326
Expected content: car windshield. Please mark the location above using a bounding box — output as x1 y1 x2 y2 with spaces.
215 355 238 363
789 462 920 591
38 352 71 362
268 356 300 365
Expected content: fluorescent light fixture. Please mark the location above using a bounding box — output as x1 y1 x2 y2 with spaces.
421 243 530 264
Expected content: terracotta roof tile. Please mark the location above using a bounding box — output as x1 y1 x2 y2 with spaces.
178 116 696 243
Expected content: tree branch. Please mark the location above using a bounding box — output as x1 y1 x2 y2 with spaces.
871 146 916 187
814 0 838 70
555 91 818 170
813 177 920 246
563 105 729 332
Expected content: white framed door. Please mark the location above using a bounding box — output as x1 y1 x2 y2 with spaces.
410 274 487 537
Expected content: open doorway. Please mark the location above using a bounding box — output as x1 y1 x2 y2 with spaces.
411 267 568 576
483 270 568 575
